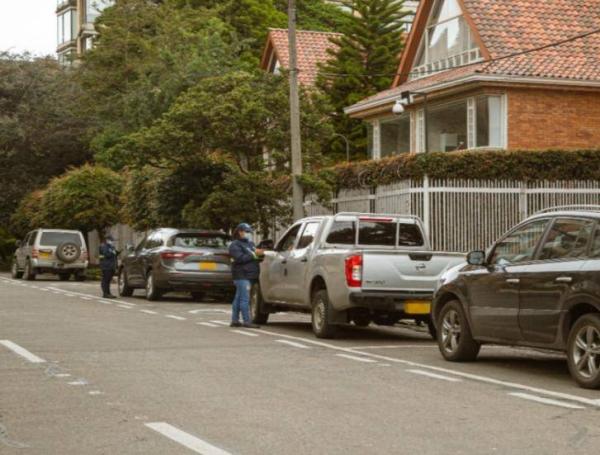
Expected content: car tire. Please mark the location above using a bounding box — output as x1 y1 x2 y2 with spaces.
59 273 71 281
567 313 600 389
23 260 36 281
118 268 134 297
10 259 23 279
250 283 269 325
427 318 437 340
311 289 338 339
351 310 371 328
74 271 86 282
437 300 480 362
145 270 162 301
191 292 205 302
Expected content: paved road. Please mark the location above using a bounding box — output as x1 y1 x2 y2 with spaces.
1 273 599 455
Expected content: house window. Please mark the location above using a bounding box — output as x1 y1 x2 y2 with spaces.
85 0 111 23
411 0 482 80
427 100 468 152
476 95 504 148
380 115 411 157
57 9 76 45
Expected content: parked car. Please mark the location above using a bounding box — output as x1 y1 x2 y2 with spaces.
252 213 465 338
118 228 234 301
432 205 600 389
11 229 88 281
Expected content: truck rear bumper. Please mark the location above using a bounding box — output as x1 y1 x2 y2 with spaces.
349 291 433 314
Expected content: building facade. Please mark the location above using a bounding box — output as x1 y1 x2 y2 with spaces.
345 0 600 158
56 0 112 64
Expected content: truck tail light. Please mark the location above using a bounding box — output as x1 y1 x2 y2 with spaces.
31 248 39 259
81 250 88 261
345 254 363 287
160 251 191 261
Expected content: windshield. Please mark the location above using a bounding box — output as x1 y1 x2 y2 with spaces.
39 232 82 247
172 234 230 249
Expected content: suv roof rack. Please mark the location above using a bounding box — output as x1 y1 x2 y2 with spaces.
534 205 600 215
334 212 421 220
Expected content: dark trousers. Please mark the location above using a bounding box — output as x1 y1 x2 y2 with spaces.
101 269 115 296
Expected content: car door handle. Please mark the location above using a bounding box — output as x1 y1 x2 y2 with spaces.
506 278 520 284
300 257 308 263
281 259 287 265
555 276 573 283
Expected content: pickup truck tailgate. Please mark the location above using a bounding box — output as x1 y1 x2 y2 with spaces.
361 251 465 293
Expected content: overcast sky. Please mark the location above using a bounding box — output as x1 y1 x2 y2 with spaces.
0 1 57 57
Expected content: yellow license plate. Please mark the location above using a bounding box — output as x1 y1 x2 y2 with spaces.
39 252 52 259
198 262 217 271
404 301 431 315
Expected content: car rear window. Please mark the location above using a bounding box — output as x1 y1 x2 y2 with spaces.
399 223 424 247
39 232 82 247
326 221 356 245
358 220 396 246
172 234 230 249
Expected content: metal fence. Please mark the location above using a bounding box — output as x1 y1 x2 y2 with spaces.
304 178 600 253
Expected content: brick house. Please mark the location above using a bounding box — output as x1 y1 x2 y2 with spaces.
344 0 600 159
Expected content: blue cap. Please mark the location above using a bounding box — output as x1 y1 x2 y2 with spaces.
237 223 253 233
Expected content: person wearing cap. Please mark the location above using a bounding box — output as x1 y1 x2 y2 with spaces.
228 223 264 328
99 234 118 298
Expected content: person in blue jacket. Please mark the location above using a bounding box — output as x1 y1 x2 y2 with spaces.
99 234 118 298
228 223 264 328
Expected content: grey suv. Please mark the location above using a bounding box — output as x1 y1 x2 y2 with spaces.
11 229 88 281
118 228 234 301
432 206 600 388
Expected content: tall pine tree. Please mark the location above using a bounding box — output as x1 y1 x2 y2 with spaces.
317 0 407 160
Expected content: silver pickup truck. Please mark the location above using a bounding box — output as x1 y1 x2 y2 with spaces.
252 213 466 338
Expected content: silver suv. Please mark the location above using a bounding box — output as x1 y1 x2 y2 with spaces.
11 229 88 281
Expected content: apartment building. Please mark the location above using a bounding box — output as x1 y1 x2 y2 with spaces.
56 0 112 65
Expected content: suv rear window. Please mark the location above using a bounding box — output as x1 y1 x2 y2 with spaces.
39 232 82 247
172 234 230 249
326 221 356 245
358 220 396 246
399 223 424 247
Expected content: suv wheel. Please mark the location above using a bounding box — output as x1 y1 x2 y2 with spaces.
145 271 162 301
250 283 269 325
567 314 600 389
118 269 134 297
311 289 337 339
10 259 23 279
437 300 480 361
23 260 36 281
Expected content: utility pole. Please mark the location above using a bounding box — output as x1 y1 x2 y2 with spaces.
288 0 304 221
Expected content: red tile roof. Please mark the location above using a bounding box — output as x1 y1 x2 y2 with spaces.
351 0 600 112
260 28 342 86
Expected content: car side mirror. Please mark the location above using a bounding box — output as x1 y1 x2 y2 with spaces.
467 250 486 266
15 240 22 247
258 239 274 250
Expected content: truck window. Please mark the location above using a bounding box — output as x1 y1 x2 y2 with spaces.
359 221 396 246
296 222 320 250
276 224 301 252
326 221 356 245
399 223 424 247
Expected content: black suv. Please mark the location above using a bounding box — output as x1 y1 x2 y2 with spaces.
432 206 600 388
118 228 234 301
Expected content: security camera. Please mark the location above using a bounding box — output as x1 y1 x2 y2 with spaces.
392 99 406 115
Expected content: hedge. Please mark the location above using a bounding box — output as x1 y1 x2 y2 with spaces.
300 149 600 193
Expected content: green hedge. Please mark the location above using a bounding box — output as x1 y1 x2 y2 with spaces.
301 149 600 192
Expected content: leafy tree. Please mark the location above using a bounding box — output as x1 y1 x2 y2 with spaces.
317 0 407 160
0 53 92 228
273 0 352 31
37 165 124 236
9 191 45 239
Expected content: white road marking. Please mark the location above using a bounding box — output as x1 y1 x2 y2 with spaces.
198 322 218 328
407 369 462 382
64 294 76 297
54 373 71 378
47 287 136 305
140 310 158 315
0 340 46 363
145 422 231 455
97 299 113 305
509 392 585 410
118 304 133 309
350 344 437 350
251 328 600 409
336 354 378 364
231 330 259 337
189 309 230 315
67 380 88 386
275 339 310 349
39 288 50 292
88 390 103 396
81 297 92 301
165 315 187 321
210 321 229 326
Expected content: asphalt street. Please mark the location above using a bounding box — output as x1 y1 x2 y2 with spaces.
1 273 599 455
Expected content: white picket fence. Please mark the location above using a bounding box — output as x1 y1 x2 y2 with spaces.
304 178 600 252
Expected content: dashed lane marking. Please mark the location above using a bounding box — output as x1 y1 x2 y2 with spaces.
165 315 187 321
198 322 218 328
336 354 378 364
145 422 231 455
188 309 230 315
0 340 46 364
210 321 229 326
140 310 158 315
509 392 585 410
231 330 259 337
275 339 310 349
118 305 133 309
67 380 88 386
407 369 462 382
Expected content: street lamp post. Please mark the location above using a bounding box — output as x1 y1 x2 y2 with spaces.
333 133 350 162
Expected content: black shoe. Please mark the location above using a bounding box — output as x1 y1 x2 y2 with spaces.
230 321 242 327
243 323 260 329
103 294 117 299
